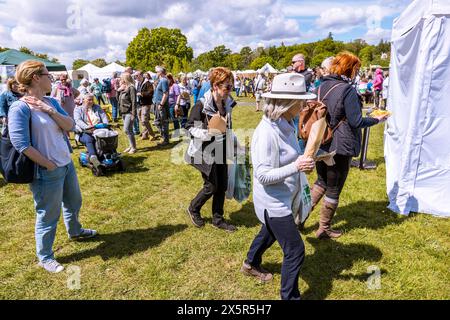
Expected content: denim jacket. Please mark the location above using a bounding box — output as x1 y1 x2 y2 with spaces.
0 91 21 118
73 104 109 133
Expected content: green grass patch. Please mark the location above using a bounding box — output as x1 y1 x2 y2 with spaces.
0 100 449 300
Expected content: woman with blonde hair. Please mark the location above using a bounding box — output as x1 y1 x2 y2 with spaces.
8 60 97 273
307 52 389 239
118 72 137 154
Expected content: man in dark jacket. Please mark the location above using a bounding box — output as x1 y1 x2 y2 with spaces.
292 54 314 91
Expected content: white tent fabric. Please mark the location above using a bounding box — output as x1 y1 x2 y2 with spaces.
78 63 100 74
101 62 125 74
385 0 450 217
257 63 278 74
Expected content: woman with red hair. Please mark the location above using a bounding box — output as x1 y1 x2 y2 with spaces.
307 52 389 239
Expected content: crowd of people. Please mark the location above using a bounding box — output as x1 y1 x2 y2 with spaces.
0 50 391 300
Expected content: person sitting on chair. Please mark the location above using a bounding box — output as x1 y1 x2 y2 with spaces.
74 93 109 167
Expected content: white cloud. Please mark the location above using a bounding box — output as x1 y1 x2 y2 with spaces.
0 0 411 68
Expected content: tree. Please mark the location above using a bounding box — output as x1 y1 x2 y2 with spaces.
249 56 275 71
19 47 34 55
126 27 193 72
360 46 375 67
91 58 108 68
72 59 90 70
0 47 9 53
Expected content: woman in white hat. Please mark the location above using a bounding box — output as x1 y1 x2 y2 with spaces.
241 73 316 300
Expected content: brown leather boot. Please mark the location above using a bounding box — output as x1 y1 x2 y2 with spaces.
311 184 326 211
316 200 343 239
297 184 326 231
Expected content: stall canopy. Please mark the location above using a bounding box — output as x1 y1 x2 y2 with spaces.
257 63 278 74
100 62 125 75
385 0 450 217
78 63 100 77
0 49 67 72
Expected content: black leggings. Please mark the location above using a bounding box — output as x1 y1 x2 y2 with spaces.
315 154 352 201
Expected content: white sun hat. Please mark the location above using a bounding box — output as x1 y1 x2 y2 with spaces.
262 73 316 100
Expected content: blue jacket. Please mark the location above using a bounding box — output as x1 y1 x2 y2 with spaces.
0 91 21 118
198 81 211 100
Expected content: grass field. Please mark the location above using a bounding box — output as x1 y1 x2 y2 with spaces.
0 96 449 300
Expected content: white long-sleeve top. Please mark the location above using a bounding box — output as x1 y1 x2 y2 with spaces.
251 116 302 223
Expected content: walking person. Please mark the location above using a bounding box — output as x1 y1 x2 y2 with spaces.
372 68 384 109
139 72 158 141
307 52 389 239
382 71 389 110
153 66 170 146
108 72 120 122
179 76 192 129
51 73 79 119
90 78 106 106
8 60 97 273
118 72 138 154
185 67 237 232
167 73 181 134
241 73 316 300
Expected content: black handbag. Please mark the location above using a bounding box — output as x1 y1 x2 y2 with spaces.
0 106 35 184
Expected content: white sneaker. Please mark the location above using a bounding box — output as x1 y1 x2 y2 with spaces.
90 155 101 168
38 260 65 273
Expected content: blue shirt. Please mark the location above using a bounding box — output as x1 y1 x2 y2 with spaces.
8 97 74 167
198 81 211 100
153 77 169 107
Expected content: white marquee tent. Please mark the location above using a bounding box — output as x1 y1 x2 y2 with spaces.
385 0 450 217
257 63 279 74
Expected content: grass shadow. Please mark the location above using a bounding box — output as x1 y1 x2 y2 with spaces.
59 224 188 263
0 179 6 188
229 201 260 228
302 201 408 235
138 141 181 153
120 156 150 174
262 237 383 300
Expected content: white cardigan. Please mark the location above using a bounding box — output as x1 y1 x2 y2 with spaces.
251 116 302 224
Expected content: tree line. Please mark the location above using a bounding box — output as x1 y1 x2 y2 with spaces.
3 27 391 73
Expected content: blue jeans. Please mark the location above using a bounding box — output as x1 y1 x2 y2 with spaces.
122 113 137 149
110 97 119 120
31 162 83 262
235 88 240 97
246 211 305 300
133 109 140 135
79 133 96 157
180 103 190 128
169 103 180 131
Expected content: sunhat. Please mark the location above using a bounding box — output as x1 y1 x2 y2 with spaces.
262 73 316 100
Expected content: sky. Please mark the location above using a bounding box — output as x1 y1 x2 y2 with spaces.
0 0 413 69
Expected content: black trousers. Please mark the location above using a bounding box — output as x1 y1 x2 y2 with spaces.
246 211 305 300
190 164 228 223
315 154 352 201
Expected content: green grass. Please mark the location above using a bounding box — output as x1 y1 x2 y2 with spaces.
0 96 449 300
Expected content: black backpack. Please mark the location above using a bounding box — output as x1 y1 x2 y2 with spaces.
0 106 35 184
102 79 112 93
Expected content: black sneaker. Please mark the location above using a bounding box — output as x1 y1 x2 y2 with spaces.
186 208 205 228
212 220 237 233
